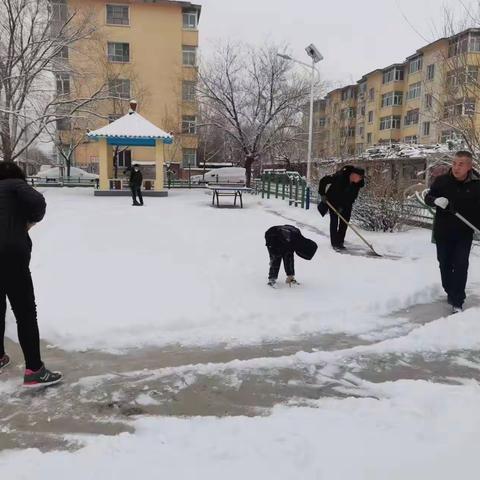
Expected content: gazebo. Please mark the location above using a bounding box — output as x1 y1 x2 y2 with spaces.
87 101 173 197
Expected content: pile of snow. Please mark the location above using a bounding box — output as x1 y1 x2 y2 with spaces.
360 143 453 160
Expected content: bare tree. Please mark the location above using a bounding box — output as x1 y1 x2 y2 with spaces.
198 43 311 186
0 0 115 164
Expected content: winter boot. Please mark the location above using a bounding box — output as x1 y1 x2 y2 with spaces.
23 365 63 388
452 305 463 315
0 354 10 369
286 276 299 287
267 278 276 287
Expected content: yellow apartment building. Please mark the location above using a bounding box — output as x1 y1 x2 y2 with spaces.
312 28 480 158
54 0 201 179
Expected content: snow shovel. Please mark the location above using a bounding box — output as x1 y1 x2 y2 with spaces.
326 200 382 257
454 211 480 236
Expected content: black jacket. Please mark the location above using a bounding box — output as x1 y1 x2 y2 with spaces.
425 169 480 239
265 225 317 260
318 166 365 208
0 178 46 254
129 169 143 188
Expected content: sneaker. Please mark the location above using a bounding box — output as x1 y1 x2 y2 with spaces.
23 365 63 388
267 279 276 287
0 354 10 369
452 305 463 315
332 244 346 251
286 276 300 286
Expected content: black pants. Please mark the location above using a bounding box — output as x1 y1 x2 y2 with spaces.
329 205 352 247
131 186 143 205
436 236 472 308
0 251 42 371
267 248 295 280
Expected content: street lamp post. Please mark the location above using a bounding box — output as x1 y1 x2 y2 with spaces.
278 44 323 187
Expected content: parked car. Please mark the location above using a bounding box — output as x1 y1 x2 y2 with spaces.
36 166 99 181
191 167 246 185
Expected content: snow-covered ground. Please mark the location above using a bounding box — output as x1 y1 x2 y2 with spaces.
6 188 470 352
2 188 480 478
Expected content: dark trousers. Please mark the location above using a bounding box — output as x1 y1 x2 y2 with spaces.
0 251 42 371
131 186 143 205
436 236 472 308
267 248 295 280
329 205 352 247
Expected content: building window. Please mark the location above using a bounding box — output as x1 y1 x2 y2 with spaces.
109 79 131 99
341 87 356 101
56 45 69 60
383 67 404 84
360 106 366 116
116 149 132 168
380 115 401 130
368 111 374 123
108 114 121 123
182 148 197 167
466 65 479 83
425 93 433 109
367 132 372 144
404 109 419 126
55 73 70 95
423 122 431 136
404 135 418 144
407 82 421 100
341 127 356 138
381 91 403 107
56 117 71 131
182 9 198 29
426 64 435 81
106 5 129 25
444 100 476 118
51 0 68 24
182 115 197 134
182 81 197 102
108 42 130 62
182 46 197 66
368 88 375 101
357 126 364 136
469 33 480 52
409 56 423 74
318 117 326 127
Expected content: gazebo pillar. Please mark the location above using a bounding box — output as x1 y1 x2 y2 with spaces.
98 138 113 191
155 139 165 192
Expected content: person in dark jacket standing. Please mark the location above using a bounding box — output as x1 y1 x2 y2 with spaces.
265 225 318 287
0 162 62 387
318 165 365 250
425 151 480 313
129 164 143 206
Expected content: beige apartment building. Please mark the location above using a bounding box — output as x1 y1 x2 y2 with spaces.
53 0 201 178
312 28 480 159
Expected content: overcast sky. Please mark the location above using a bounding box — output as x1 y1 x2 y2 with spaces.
198 0 474 86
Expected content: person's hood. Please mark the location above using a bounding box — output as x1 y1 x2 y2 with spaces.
294 234 318 260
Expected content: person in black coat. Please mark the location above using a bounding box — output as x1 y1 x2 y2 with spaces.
265 225 318 287
425 151 480 313
318 165 365 250
0 162 62 386
128 164 143 206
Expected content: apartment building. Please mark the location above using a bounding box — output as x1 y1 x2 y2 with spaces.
312 28 480 159
53 0 201 178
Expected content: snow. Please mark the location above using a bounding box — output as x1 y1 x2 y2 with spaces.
3 188 480 478
87 111 173 141
5 188 474 353
2 380 480 479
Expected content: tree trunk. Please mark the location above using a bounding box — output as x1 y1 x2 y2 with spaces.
245 155 255 188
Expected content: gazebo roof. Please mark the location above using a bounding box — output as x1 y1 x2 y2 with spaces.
87 111 173 146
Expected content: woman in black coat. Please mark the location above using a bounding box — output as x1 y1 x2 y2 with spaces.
0 162 62 387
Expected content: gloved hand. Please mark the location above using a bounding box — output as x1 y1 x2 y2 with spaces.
434 197 449 210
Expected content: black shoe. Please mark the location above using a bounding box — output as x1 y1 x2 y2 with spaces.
23 365 63 388
452 305 463 315
132 202 140 206
333 244 346 251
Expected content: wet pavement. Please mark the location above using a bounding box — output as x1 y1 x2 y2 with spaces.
1 294 479 452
